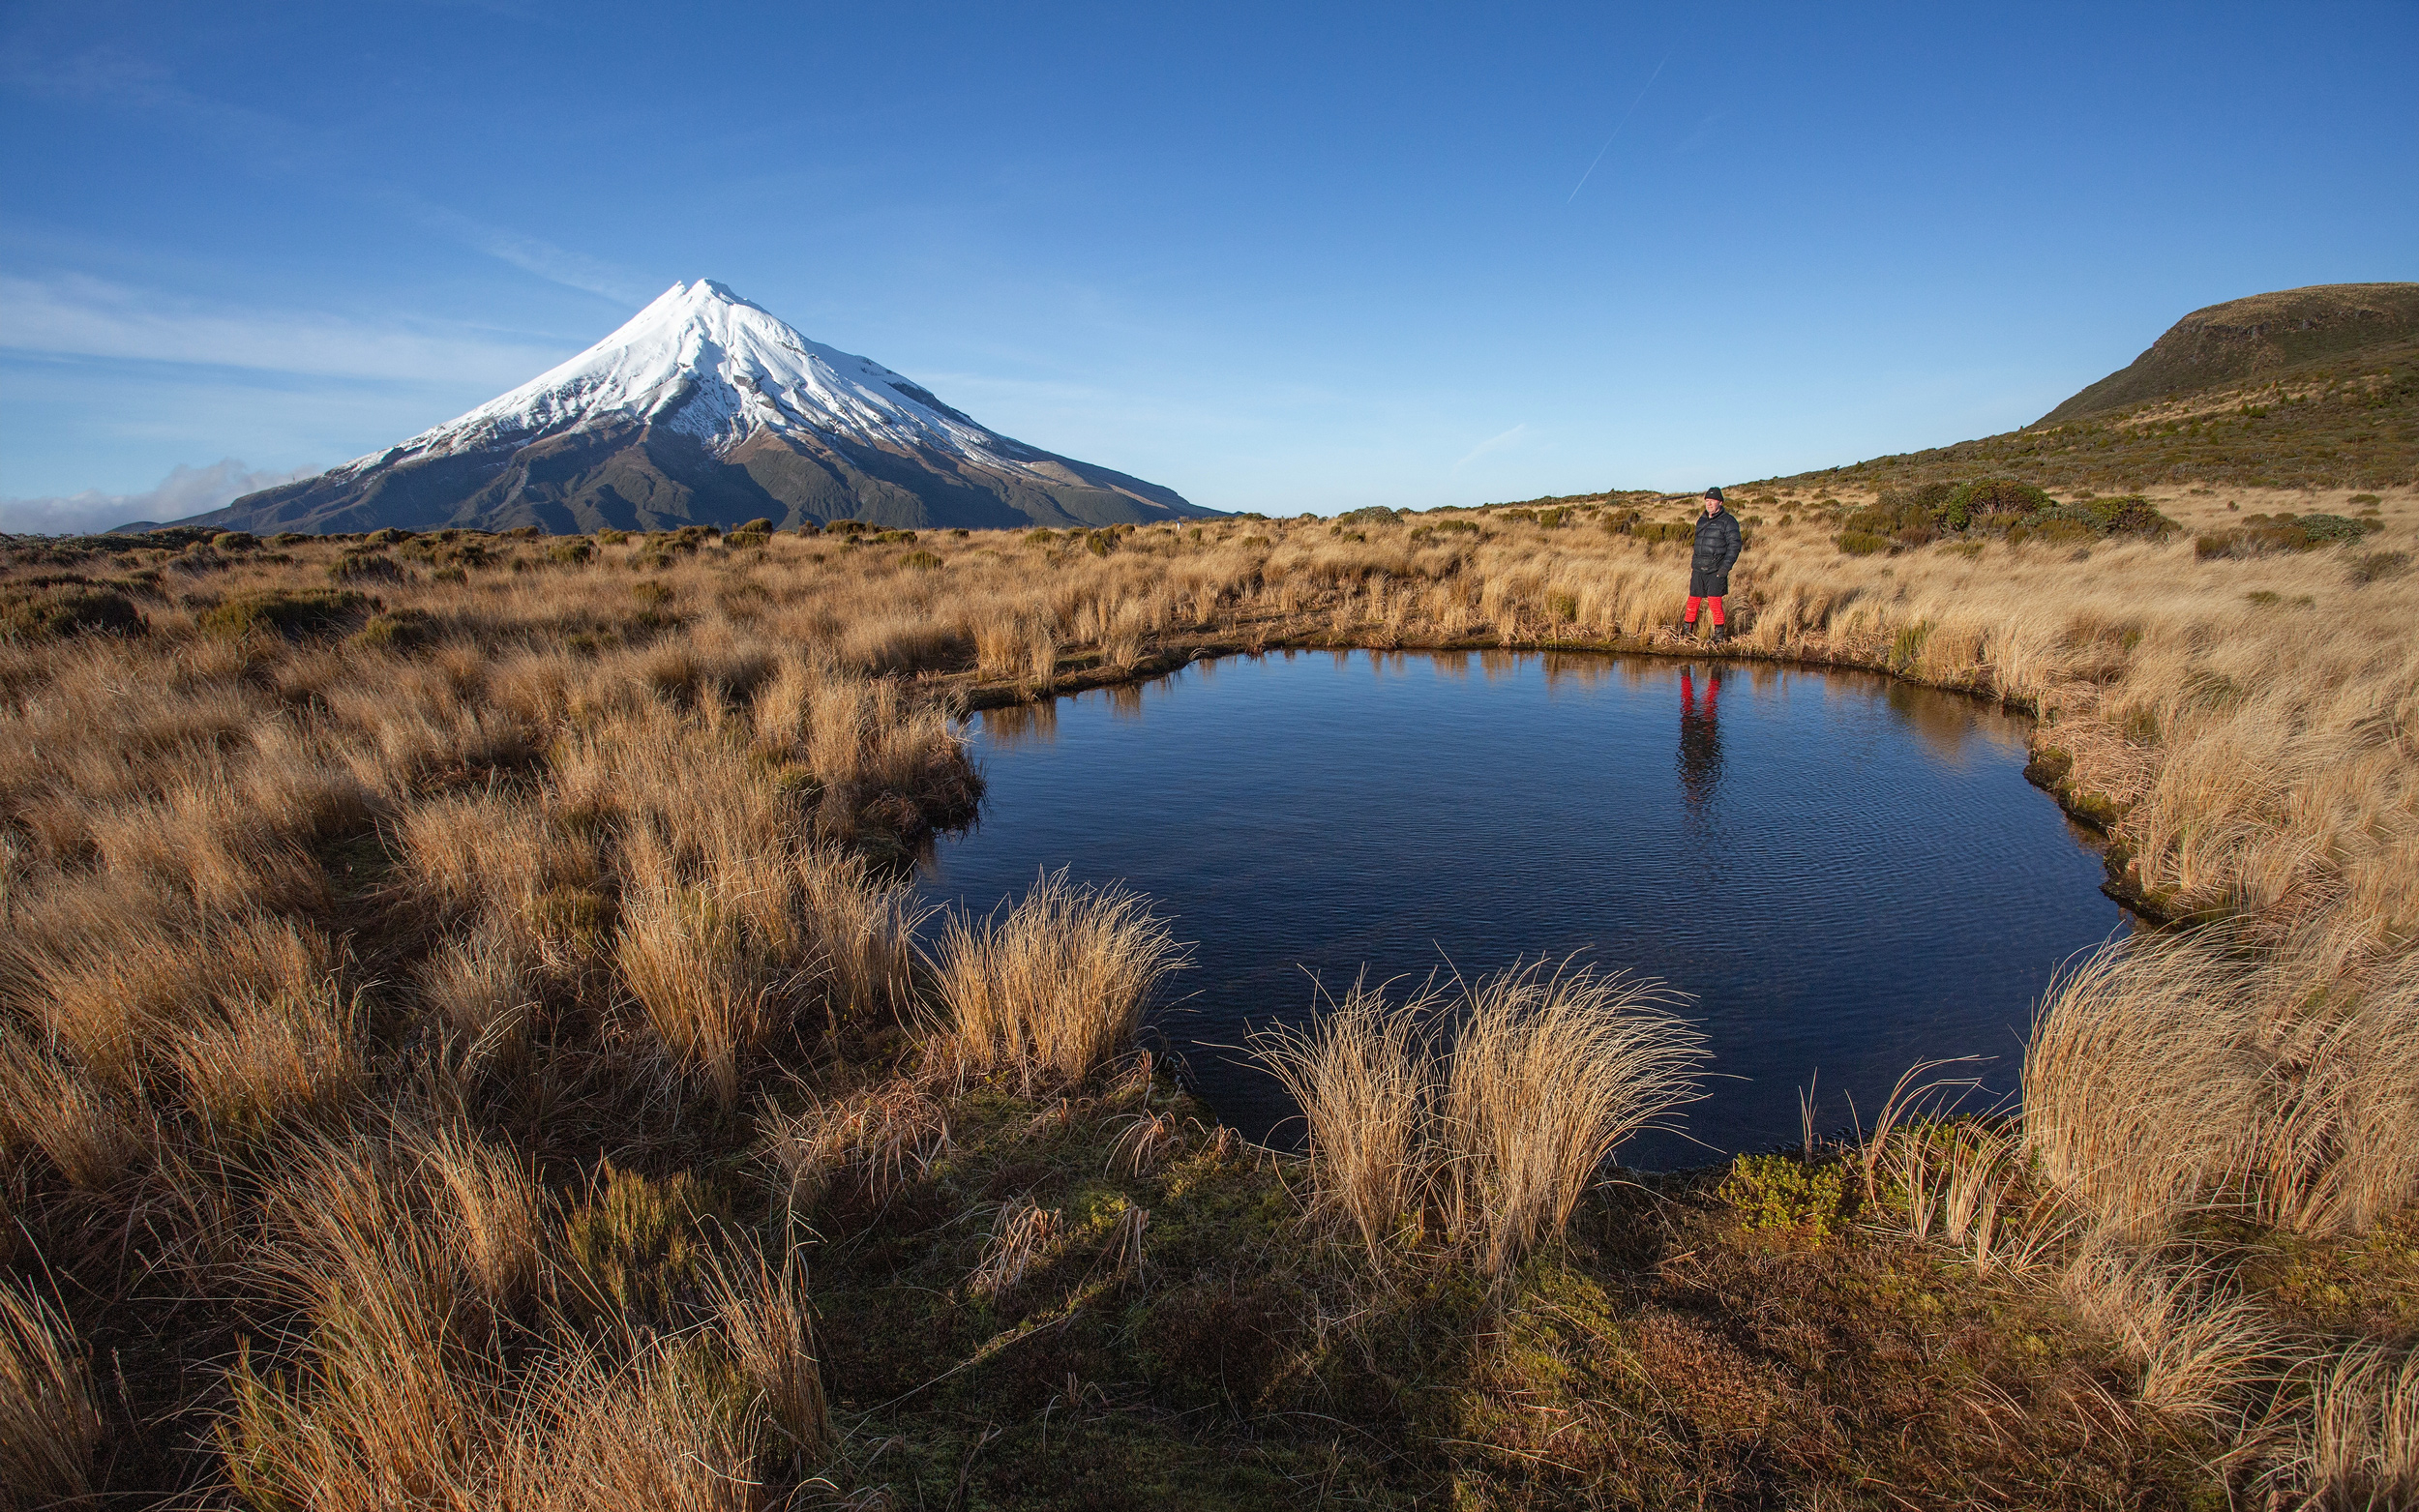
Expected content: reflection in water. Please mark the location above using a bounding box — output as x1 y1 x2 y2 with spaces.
1888 680 1987 765
1678 666 1724 816
1106 681 1146 720
976 699 1059 749
923 650 2122 1163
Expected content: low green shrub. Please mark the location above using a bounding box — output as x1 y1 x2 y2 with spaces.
1717 1154 1851 1239
737 517 775 534
2196 512 2383 558
1336 505 1399 525
900 549 943 571
210 531 257 551
1 585 145 639
721 530 767 550
197 589 369 639
548 539 594 565
351 608 435 651
595 527 630 545
1837 530 1890 556
327 550 404 583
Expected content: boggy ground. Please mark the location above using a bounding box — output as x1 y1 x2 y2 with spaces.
1 495 2414 1507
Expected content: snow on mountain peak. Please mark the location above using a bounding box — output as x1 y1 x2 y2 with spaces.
345 280 1016 474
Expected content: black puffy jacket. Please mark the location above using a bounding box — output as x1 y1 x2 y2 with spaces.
1691 508 1742 577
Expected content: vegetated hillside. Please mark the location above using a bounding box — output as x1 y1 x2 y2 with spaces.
1758 291 2419 498
2042 282 2419 425
148 280 1213 537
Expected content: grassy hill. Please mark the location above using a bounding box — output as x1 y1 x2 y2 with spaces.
1757 283 2419 497
2042 282 2419 425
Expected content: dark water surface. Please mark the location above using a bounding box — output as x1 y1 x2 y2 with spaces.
917 650 2124 1169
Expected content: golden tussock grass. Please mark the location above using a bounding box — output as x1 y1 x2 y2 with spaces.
2290 1343 2419 1509
1259 961 1704 1283
0 1276 104 1509
930 870 1185 1091
2 501 2413 1499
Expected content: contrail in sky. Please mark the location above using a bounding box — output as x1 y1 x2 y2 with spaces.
1566 50 1672 204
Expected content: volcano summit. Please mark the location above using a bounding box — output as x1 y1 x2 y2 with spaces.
170 281 1210 535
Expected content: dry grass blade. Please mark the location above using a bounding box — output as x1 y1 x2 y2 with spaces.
705 1248 831 1458
1253 978 1437 1268
759 1080 952 1225
2292 1342 2419 1509
0 1277 104 1510
969 1200 1061 1303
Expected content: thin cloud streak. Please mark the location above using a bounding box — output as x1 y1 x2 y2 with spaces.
392 194 650 303
1566 51 1670 204
0 273 572 384
1453 423 1531 471
11 45 644 304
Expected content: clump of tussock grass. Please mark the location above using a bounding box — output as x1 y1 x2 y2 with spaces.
1258 961 1704 1283
969 1198 1063 1302
170 983 365 1136
703 1249 832 1459
2282 1342 2419 1510
758 1078 953 1227
0 1277 105 1508
1256 977 1434 1268
0 1033 152 1188
930 871 1186 1091
2024 932 2419 1242
2058 1241 2284 1426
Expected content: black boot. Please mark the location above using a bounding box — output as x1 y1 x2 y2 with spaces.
1711 624 1731 644
1675 618 1697 638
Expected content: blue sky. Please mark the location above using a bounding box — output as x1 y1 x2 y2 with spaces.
3 1 2413 528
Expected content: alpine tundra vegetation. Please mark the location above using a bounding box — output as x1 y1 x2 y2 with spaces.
1 284 2417 1507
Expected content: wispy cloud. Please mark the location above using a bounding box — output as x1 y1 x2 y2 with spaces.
1453 423 1531 471
0 458 315 535
7 46 643 302
0 272 572 384
1567 51 1671 204
391 195 651 303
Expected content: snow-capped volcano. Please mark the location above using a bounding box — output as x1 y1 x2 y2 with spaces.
177 280 1208 535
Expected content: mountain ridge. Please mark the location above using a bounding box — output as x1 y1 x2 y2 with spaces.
1748 282 2419 496
162 281 1213 535
2038 282 2419 426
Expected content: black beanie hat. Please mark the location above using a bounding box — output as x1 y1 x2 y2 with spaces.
1703 487 1724 503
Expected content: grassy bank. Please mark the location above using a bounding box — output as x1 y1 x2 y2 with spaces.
2 493 2414 1507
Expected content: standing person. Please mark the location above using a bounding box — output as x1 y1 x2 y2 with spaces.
1677 487 1743 642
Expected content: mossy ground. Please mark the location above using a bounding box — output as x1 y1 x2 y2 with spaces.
707 1062 2249 1508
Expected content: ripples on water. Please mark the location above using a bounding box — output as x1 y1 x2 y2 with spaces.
918 649 2124 1168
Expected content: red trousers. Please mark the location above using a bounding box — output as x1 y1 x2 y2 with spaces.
1684 595 1725 626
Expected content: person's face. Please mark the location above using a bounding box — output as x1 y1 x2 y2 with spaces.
1703 496 1720 515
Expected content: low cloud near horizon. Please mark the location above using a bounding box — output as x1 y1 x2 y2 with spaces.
0 458 318 535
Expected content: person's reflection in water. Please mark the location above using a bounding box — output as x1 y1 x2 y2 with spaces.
1678 666 1725 818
